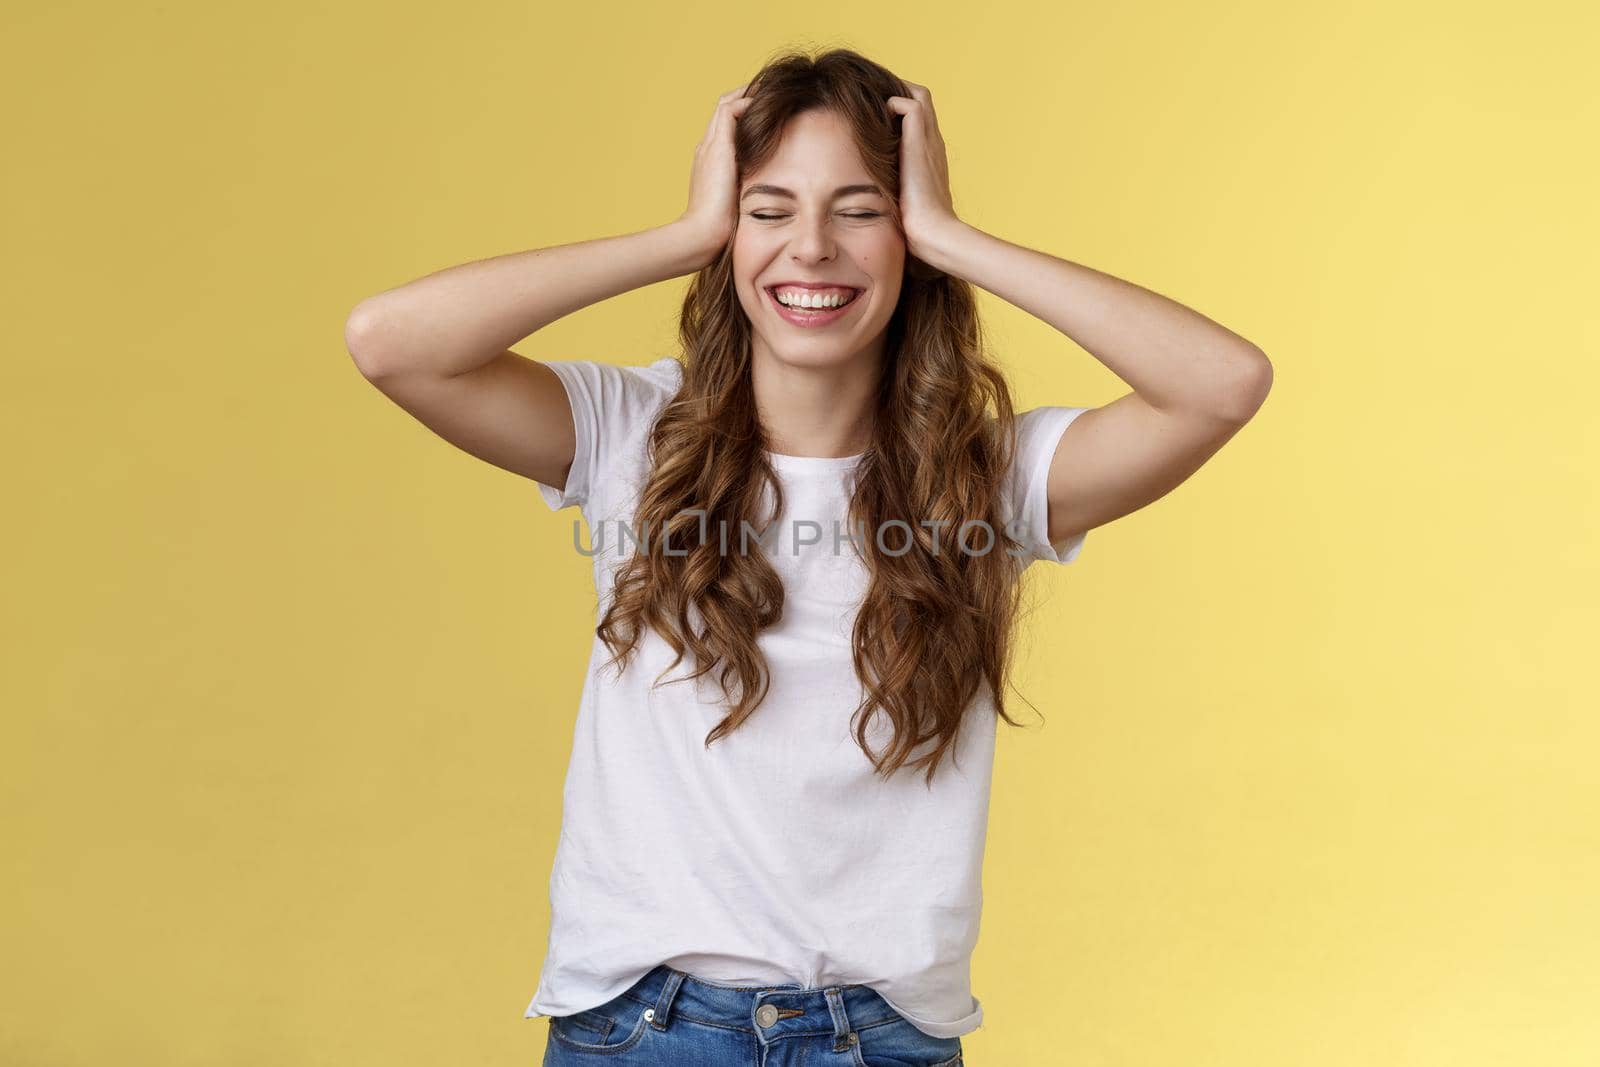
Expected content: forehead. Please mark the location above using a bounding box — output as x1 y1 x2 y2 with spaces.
742 109 876 192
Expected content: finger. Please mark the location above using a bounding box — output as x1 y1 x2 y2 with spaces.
886 96 920 135
901 85 942 132
706 84 749 137
888 99 922 155
708 94 740 136
717 96 752 136
716 89 751 130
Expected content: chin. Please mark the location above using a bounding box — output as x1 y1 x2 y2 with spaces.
764 343 868 371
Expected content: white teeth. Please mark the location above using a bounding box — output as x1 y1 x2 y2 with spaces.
774 289 855 308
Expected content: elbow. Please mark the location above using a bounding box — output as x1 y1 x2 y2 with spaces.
1203 348 1273 422
344 299 395 380
1217 348 1274 423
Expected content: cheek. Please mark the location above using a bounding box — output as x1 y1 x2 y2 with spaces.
860 231 904 265
731 232 771 281
860 246 905 283
730 246 756 298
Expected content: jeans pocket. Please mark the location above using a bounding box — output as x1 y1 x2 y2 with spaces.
853 1015 963 1067
547 995 655 1055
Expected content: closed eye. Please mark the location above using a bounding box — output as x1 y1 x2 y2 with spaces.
748 212 882 221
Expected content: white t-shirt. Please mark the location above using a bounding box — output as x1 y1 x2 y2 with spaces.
523 356 1090 1038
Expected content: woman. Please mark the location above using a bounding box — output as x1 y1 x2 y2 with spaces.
346 47 1270 1067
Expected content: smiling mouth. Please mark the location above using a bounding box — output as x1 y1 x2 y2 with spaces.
763 287 863 319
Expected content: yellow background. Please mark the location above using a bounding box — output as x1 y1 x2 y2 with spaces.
4 1 1595 1064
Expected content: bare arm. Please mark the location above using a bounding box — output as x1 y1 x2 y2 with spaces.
921 219 1273 547
342 220 718 487
343 85 753 489
889 83 1272 550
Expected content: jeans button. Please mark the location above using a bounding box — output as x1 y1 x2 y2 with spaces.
755 1004 780 1028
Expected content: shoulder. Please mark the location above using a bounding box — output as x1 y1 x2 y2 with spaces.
622 354 685 396
997 406 1088 496
545 356 682 455
535 356 683 517
544 355 682 412
997 405 1094 566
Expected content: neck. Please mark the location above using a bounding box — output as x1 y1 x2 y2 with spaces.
750 344 882 457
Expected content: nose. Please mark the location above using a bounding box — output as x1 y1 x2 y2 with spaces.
788 213 837 265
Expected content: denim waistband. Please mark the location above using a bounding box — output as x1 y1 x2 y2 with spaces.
623 964 904 1053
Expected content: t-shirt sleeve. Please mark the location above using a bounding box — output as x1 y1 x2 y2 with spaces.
1007 405 1094 566
533 358 675 514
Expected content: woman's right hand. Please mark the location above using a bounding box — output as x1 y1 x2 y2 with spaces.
677 85 753 269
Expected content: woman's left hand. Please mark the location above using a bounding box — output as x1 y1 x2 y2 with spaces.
885 83 963 262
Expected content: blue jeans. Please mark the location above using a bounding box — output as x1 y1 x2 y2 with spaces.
541 964 965 1066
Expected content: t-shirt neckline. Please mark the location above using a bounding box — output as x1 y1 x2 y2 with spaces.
764 450 867 472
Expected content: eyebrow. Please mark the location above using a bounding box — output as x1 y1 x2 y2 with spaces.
740 183 887 201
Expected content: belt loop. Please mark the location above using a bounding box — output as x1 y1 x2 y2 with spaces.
651 968 686 1031
823 987 855 1053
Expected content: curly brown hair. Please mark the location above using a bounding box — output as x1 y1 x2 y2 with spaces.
595 48 1043 788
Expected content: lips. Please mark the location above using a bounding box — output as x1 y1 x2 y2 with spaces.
762 285 864 329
